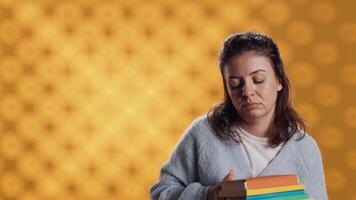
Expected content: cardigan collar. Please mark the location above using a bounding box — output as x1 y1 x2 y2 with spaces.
234 132 300 178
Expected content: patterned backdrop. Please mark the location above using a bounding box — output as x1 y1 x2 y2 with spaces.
0 0 355 199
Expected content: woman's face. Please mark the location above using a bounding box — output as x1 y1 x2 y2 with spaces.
223 51 282 124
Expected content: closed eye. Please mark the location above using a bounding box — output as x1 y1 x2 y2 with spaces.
254 80 264 84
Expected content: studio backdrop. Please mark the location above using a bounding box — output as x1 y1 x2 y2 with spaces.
0 0 355 199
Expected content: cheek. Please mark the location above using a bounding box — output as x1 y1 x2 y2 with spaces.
228 89 240 99
258 84 279 102
228 91 244 109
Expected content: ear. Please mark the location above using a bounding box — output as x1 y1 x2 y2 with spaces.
277 83 283 91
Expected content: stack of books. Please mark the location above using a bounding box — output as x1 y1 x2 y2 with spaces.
218 175 313 200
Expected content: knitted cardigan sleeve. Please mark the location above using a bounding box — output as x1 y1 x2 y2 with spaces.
149 120 210 200
303 135 329 200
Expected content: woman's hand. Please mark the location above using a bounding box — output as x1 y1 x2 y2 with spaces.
207 169 235 200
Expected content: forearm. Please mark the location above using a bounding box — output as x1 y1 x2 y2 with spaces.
150 181 211 200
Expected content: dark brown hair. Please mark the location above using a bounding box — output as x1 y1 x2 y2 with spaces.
207 31 306 147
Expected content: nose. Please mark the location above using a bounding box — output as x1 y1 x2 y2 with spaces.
242 82 255 98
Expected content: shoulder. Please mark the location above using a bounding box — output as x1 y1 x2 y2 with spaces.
289 131 322 162
189 114 211 132
291 131 320 150
183 114 214 140
177 114 218 150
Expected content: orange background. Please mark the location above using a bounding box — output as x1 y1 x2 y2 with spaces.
0 0 355 199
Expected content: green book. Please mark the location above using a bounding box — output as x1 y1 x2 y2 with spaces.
263 194 309 200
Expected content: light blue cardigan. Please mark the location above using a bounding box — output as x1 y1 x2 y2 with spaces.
150 115 328 200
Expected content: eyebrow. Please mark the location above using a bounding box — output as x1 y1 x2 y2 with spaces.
228 69 267 79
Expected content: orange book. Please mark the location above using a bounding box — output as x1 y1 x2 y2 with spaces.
219 184 305 197
221 175 299 191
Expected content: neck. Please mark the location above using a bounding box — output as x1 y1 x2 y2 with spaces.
240 114 275 138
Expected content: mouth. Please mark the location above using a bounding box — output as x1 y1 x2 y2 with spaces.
242 103 259 110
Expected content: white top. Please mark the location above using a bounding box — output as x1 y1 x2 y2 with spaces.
237 126 283 177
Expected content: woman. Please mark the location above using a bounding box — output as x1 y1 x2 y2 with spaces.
150 32 328 200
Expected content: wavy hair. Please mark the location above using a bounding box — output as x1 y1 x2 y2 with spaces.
207 31 306 147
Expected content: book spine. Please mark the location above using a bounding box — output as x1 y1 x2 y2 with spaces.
247 185 305 196
247 176 299 189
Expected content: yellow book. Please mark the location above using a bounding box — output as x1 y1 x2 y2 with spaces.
247 184 305 196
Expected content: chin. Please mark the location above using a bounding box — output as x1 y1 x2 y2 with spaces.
242 110 266 120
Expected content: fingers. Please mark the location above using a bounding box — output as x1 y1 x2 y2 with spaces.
222 169 235 181
209 169 235 200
